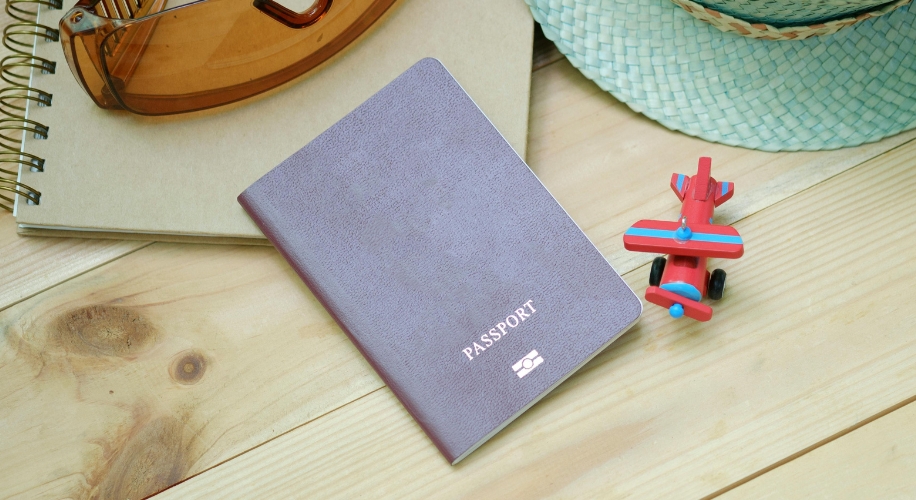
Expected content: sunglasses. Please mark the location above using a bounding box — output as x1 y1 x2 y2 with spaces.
58 0 397 115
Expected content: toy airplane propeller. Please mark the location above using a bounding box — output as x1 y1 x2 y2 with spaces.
623 157 744 321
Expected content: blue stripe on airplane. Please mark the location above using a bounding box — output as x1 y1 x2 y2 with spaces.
676 175 685 192
721 182 729 196
661 282 702 302
625 227 743 245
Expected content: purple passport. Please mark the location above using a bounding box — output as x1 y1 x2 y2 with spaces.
238 58 641 464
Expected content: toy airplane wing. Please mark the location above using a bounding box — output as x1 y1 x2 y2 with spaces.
623 220 744 258
646 286 713 321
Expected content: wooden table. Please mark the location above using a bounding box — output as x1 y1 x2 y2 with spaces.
2 27 916 500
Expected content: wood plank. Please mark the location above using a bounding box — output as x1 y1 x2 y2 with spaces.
0 244 382 499
3 35 915 499
156 137 916 499
721 400 916 499
0 211 148 311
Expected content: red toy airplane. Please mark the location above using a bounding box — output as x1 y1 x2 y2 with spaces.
623 157 743 321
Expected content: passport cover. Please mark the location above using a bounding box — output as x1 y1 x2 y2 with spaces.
238 58 642 464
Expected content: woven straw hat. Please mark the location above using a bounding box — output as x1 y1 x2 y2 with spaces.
526 0 916 151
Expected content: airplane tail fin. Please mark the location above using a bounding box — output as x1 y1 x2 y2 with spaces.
694 157 712 201
672 157 732 205
671 173 689 200
715 180 734 206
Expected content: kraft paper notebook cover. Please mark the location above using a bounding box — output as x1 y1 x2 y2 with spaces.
9 0 532 243
239 59 643 464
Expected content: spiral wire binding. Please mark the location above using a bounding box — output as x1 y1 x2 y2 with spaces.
0 0 59 211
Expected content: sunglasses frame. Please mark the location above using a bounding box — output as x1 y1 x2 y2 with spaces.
59 0 397 114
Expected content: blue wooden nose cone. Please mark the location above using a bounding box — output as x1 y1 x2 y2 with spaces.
669 303 684 318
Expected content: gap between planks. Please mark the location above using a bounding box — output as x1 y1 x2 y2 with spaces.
0 237 152 312
158 386 390 497
720 399 916 499
706 394 916 499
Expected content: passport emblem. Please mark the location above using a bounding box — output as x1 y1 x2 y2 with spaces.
512 350 544 378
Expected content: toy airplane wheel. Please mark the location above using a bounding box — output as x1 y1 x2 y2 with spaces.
708 269 726 300
649 257 666 287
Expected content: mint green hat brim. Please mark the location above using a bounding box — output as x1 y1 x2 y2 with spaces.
526 0 916 151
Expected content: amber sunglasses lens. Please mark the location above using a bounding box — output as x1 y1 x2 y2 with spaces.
65 29 126 109
94 0 395 115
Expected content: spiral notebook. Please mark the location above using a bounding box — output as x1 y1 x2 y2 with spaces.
2 0 533 243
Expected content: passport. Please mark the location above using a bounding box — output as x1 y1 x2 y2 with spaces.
238 59 642 464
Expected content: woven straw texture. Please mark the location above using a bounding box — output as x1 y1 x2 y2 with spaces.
673 0 912 40
527 0 916 151
695 0 893 25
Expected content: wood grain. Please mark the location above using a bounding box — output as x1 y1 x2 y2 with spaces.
0 211 148 311
0 244 382 499
722 401 916 499
157 138 916 499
